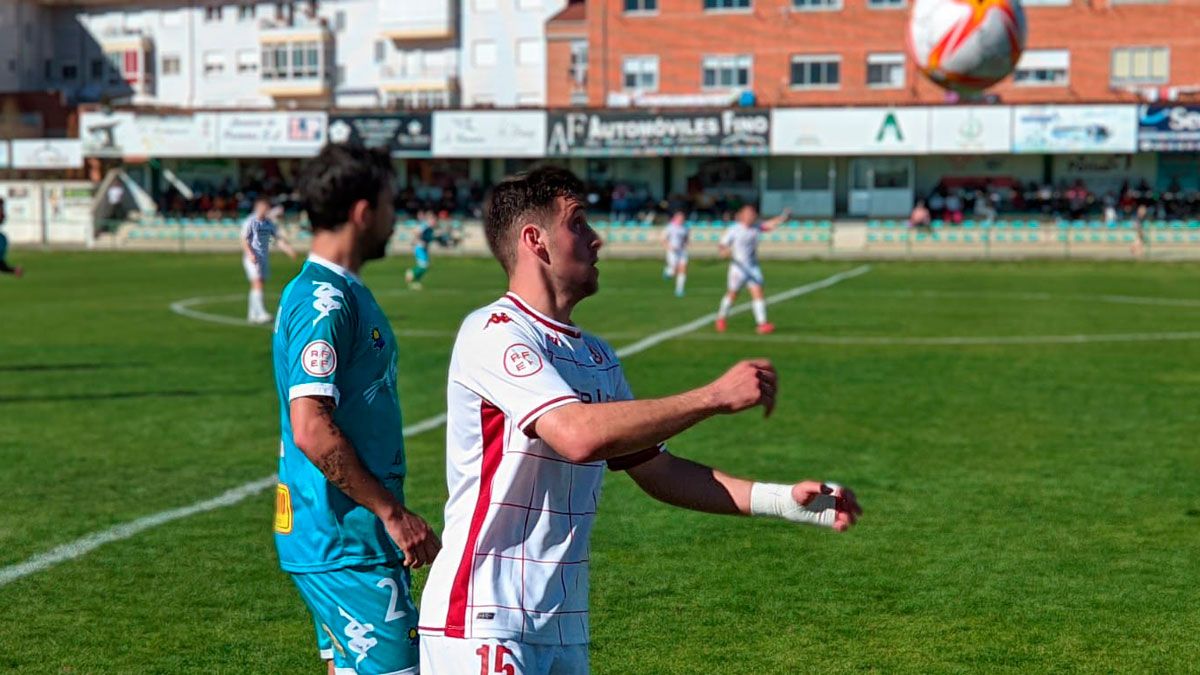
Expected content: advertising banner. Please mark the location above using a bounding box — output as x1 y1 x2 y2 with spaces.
432 111 546 158
1012 105 1137 154
545 109 770 156
928 106 1012 154
771 107 930 155
80 111 219 158
1137 105 1200 152
10 139 84 169
327 113 433 156
216 111 327 157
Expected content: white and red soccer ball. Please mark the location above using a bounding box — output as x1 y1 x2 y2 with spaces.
908 0 1028 94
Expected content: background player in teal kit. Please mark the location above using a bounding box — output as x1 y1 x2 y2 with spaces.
273 143 441 675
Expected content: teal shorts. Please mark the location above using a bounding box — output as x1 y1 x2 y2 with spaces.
291 562 419 675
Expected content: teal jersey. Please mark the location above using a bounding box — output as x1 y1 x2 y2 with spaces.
272 254 406 573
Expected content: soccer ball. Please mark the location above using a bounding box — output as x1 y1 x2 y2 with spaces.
908 0 1028 94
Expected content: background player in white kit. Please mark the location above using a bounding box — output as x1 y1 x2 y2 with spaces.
660 211 689 297
715 205 790 334
242 197 296 324
419 168 860 674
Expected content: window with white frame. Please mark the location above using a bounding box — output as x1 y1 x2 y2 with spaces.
203 51 226 76
792 0 840 9
204 5 223 21
622 55 659 91
161 54 181 76
866 52 904 88
237 49 258 73
473 41 497 67
1013 49 1069 86
570 41 588 86
867 0 905 7
790 55 839 88
238 4 256 20
702 54 752 89
517 39 542 66
624 0 657 10
704 0 751 9
374 41 385 64
261 42 322 79
1111 46 1169 85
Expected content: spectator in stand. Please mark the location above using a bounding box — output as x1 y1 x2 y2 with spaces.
928 190 946 221
908 199 932 231
944 190 964 225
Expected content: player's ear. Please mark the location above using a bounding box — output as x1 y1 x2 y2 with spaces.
519 222 550 264
348 198 371 228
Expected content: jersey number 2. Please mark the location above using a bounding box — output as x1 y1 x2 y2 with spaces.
375 578 407 622
475 644 515 675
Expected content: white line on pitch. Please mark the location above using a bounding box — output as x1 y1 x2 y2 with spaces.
675 331 1200 346
1 266 869 589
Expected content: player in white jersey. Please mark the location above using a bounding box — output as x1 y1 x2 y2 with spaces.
716 205 790 334
241 197 296 323
419 168 861 675
660 211 689 297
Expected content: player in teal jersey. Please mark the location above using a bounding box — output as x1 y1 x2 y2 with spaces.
0 198 25 278
273 143 440 675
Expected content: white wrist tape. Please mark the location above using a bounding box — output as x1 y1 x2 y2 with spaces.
750 482 839 528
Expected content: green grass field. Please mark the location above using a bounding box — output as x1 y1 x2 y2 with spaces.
1 250 1198 673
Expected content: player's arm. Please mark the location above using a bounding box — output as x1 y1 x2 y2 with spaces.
532 359 776 464
274 227 298 259
290 395 441 567
240 223 254 258
626 452 861 531
761 208 791 232
717 226 734 258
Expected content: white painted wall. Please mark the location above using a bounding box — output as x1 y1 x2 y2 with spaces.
461 0 566 107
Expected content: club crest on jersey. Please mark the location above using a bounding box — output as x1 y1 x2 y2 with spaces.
588 344 604 364
485 312 512 329
370 327 386 351
311 281 345 326
503 343 544 377
545 334 562 347
301 340 337 377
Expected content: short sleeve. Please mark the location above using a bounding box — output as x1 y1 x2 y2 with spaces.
453 313 580 435
240 217 252 241
281 279 355 406
604 360 666 472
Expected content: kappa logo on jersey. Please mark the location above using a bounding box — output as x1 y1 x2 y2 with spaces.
311 281 345 326
503 343 544 377
485 312 512 329
337 607 377 667
370 326 386 351
301 340 337 377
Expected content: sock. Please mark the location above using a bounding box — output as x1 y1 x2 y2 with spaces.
413 265 427 282
675 273 686 295
250 289 265 319
718 295 733 319
752 299 767 325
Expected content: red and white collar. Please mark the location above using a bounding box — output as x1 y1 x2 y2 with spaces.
503 292 582 338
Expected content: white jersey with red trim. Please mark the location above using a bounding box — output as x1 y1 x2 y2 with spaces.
419 292 662 646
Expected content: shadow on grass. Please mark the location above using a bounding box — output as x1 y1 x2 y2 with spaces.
0 388 257 404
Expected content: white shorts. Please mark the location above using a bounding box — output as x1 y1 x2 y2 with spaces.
243 254 268 282
727 261 763 292
666 249 688 269
420 635 588 675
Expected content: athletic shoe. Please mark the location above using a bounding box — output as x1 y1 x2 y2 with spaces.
715 318 727 333
675 289 685 298
756 322 776 335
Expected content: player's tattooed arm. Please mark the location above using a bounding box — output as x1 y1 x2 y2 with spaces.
290 396 442 567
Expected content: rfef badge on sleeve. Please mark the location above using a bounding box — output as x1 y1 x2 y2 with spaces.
302 340 337 377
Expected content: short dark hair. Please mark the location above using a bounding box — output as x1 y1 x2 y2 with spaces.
483 166 584 272
297 143 393 232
